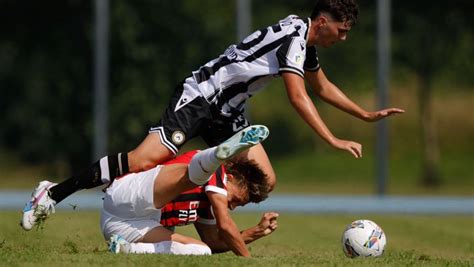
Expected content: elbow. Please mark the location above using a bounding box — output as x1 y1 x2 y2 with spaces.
288 94 309 109
210 248 226 254
288 96 299 107
201 238 225 253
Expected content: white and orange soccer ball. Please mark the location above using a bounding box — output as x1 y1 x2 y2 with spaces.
341 219 386 258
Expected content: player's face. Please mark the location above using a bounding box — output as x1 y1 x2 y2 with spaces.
226 177 249 210
315 15 351 47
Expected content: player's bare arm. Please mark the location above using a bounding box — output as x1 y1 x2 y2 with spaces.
193 223 224 253
282 72 362 158
206 191 250 257
194 212 279 253
304 68 405 121
240 212 279 242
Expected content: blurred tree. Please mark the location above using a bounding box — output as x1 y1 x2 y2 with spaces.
0 0 471 183
0 0 92 171
107 0 235 153
392 0 474 186
0 0 237 173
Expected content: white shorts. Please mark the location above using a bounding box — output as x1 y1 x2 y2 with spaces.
100 166 163 242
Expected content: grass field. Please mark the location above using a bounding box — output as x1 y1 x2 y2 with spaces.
1 211 472 266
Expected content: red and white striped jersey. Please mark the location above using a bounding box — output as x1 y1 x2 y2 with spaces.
160 150 227 227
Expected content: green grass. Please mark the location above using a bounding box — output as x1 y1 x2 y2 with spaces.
1 211 472 266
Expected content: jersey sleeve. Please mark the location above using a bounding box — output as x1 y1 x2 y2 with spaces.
276 36 306 78
303 46 320 72
204 165 227 196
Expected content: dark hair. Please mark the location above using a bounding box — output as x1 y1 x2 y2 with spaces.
310 0 359 26
224 159 270 204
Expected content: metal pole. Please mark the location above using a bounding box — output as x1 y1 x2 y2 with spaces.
376 0 391 196
93 0 109 160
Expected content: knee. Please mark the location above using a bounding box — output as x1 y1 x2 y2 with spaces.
139 160 159 172
260 163 276 192
128 151 152 172
267 172 276 192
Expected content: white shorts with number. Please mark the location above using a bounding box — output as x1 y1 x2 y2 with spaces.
100 166 163 242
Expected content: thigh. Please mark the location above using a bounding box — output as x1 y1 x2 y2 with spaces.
101 211 161 243
128 133 174 172
130 84 211 172
139 225 207 246
103 168 159 218
152 163 196 209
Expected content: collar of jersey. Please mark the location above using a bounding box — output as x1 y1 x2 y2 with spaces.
304 17 311 45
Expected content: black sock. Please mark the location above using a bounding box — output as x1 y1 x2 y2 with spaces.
49 153 129 203
109 152 129 180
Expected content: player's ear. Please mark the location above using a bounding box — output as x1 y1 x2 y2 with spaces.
317 15 328 27
226 173 234 182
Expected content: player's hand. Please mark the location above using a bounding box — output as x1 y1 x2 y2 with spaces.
257 212 279 236
363 108 405 122
331 138 362 158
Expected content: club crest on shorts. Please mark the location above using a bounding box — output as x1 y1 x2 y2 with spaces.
171 130 186 145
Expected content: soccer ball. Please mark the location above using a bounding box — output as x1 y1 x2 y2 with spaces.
341 219 386 258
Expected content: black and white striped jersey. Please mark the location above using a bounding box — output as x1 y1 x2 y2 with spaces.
178 15 320 117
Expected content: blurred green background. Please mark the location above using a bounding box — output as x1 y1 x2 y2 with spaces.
0 0 472 195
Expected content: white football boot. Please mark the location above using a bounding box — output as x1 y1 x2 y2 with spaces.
215 125 270 160
109 235 131 254
21 180 57 231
